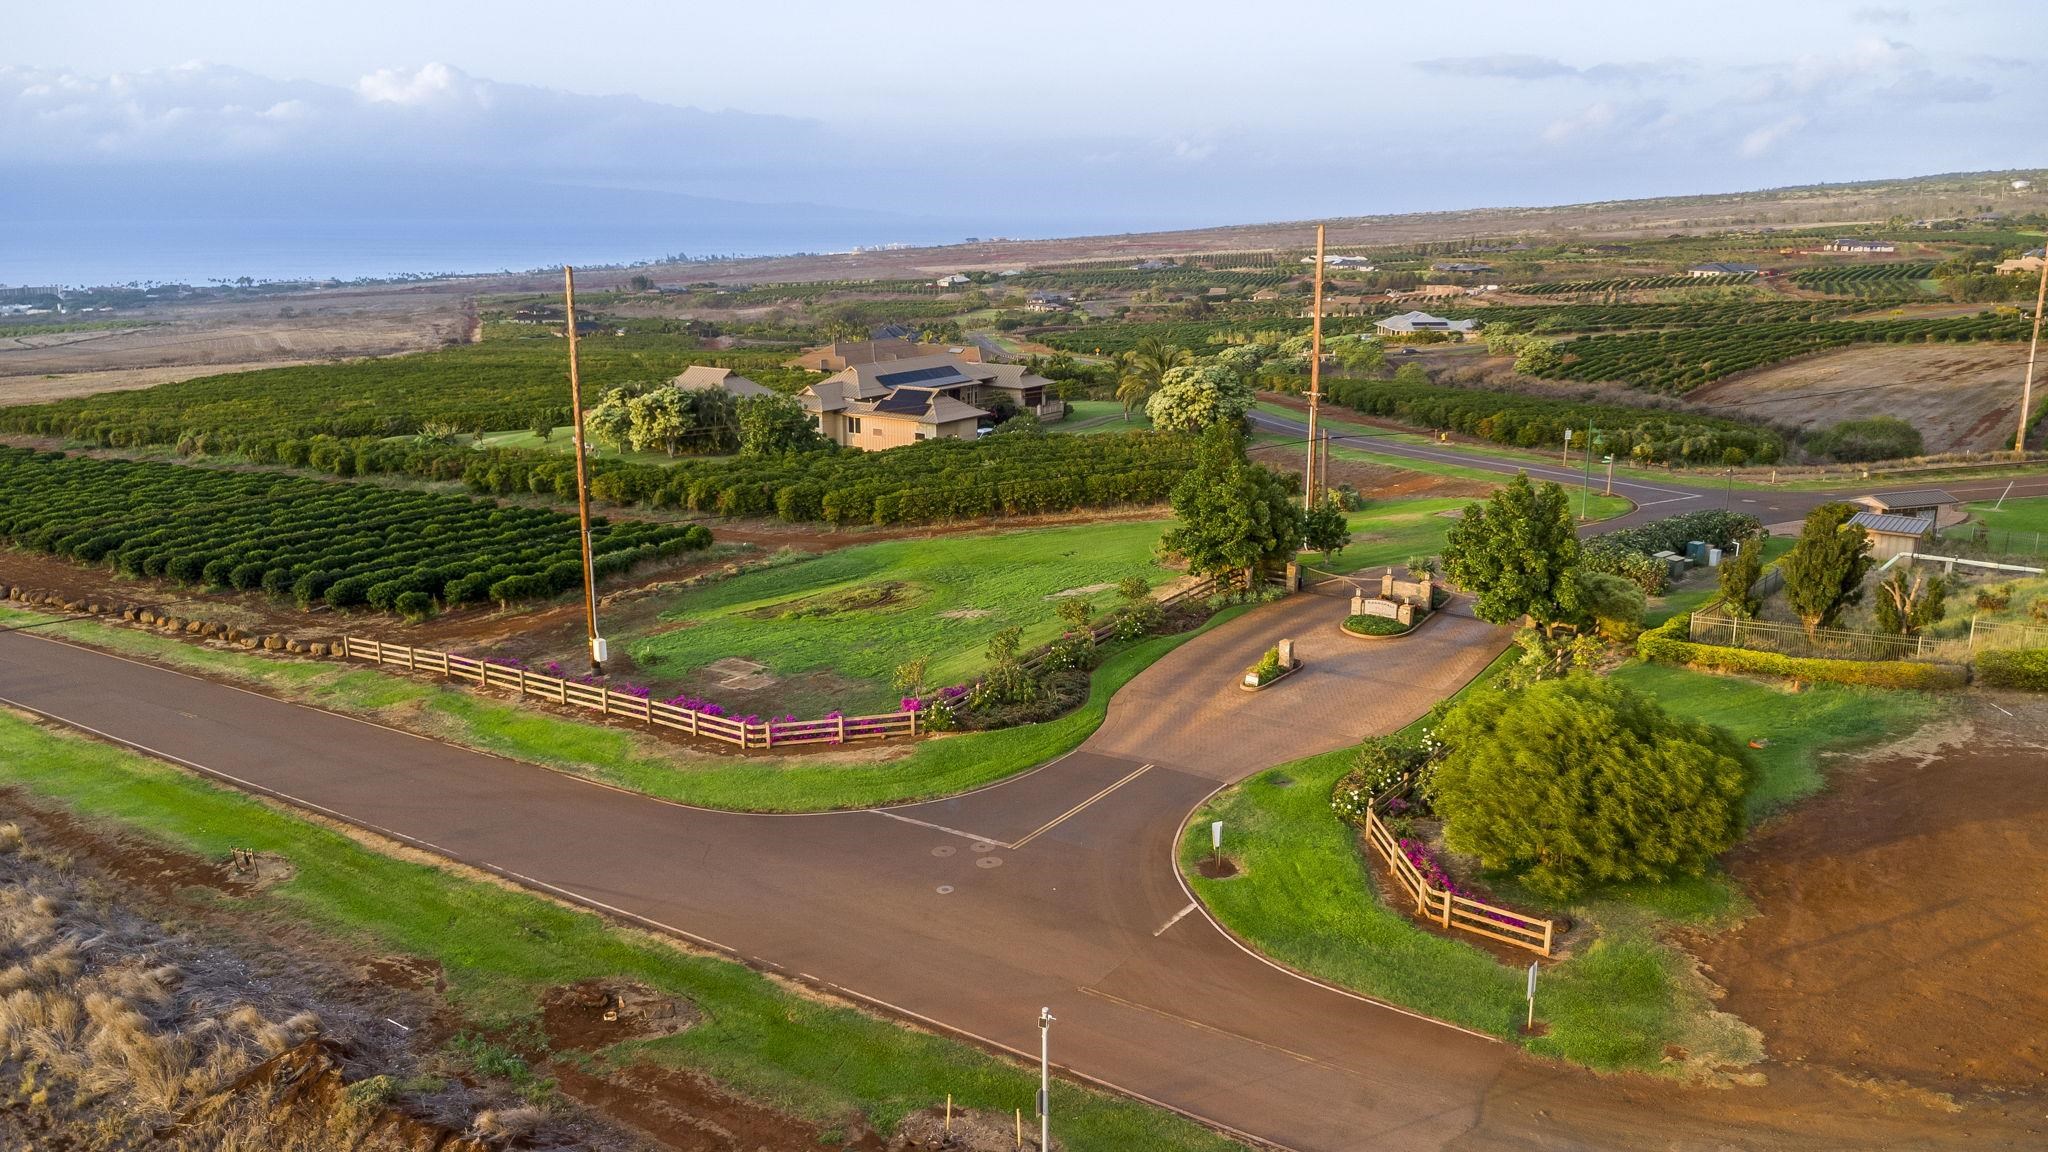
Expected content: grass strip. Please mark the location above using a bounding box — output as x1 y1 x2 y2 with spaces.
0 713 1242 1150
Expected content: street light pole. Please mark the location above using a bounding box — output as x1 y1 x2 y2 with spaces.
1038 1007 1055 1151
563 266 606 675
1304 225 1326 508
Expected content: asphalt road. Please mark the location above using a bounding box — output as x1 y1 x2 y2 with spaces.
1248 408 2048 534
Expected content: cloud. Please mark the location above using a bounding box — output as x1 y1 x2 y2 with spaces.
1415 55 1688 84
1852 5 1911 24
1740 115 1807 157
1541 99 1676 145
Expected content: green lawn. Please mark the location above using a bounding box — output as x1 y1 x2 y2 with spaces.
0 715 1241 1152
469 426 693 467
1943 496 2048 557
1182 656 1940 1074
627 520 1181 713
1058 399 1151 434
0 600 1249 814
1296 498 1468 576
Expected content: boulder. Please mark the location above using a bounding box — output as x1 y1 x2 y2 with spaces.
261 635 286 651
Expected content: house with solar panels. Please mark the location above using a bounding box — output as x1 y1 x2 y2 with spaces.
798 352 1064 449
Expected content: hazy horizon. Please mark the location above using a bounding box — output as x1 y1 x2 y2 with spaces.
7 0 2042 285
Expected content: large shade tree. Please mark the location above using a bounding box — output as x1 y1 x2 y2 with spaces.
1146 363 1256 433
1429 675 1752 899
1441 473 1582 624
1781 502 1873 635
1158 424 1303 586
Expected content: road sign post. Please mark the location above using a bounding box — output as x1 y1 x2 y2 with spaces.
1526 961 1538 1031
1039 1007 1055 1151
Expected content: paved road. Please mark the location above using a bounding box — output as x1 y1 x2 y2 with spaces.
1249 408 2048 534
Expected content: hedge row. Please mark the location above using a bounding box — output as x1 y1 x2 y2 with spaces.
1976 648 2048 691
0 447 710 612
1636 614 1969 689
1322 378 1783 466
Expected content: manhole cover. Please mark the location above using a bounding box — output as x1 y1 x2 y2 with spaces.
931 845 956 858
975 856 1003 869
936 885 954 894
971 842 997 853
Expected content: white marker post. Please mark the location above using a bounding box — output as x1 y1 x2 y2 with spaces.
1038 1007 1055 1151
1526 961 1538 1031
1211 820 1223 870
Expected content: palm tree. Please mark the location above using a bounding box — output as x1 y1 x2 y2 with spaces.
1117 337 1192 422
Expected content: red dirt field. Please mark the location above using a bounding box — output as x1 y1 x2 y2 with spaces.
1691 693 2048 1104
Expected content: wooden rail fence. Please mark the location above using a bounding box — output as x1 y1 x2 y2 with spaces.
1362 805 1555 957
341 637 916 751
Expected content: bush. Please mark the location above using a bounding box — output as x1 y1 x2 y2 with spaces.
1804 416 1925 463
1636 614 1969 689
1343 613 1410 636
1976 647 2048 690
393 590 436 620
1428 675 1752 899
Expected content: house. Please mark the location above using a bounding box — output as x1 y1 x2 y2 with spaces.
1687 262 1760 277
1301 255 1376 269
933 273 972 288
797 352 1063 451
1430 262 1494 274
1024 290 1072 313
1306 294 1376 317
869 323 917 341
670 365 774 399
785 337 982 373
1132 260 1175 272
1856 489 1959 523
1825 239 1897 254
1389 284 1468 301
1251 288 1282 302
1997 248 2046 275
1376 310 1476 337
1848 512 1933 562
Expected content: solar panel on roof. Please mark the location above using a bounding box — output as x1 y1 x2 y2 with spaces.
875 365 969 386
874 390 932 415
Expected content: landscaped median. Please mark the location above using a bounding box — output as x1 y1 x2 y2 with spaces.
1177 655 1939 1075
0 712 1244 1152
0 600 1253 813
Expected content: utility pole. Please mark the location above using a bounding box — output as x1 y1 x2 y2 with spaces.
1304 224 1326 509
563 266 606 675
2019 250 2048 455
1579 422 1595 521
1038 1007 1055 1152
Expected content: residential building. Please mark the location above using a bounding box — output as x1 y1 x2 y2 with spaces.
1430 262 1494 274
1300 255 1376 269
670 366 774 399
1856 489 1959 523
785 337 981 373
1687 262 1760 277
1824 238 1897 254
1388 284 1468 301
1305 294 1377 317
933 273 972 288
797 352 1063 450
1250 288 1282 302
1997 248 2046 275
1376 310 1476 336
1025 290 1072 313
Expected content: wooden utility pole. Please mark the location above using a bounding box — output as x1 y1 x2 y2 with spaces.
2019 252 2048 455
563 266 605 674
1304 224 1327 508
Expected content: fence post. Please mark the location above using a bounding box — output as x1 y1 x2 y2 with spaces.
837 714 846 742
517 667 527 696
599 684 610 715
1438 889 1452 929
764 720 773 750
403 645 415 672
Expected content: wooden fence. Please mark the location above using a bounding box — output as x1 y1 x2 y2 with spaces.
341 637 916 751
1362 805 1555 957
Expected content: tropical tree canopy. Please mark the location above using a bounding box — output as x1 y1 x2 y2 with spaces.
1441 473 1582 625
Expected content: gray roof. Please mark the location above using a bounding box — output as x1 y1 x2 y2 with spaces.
1860 489 1958 511
672 365 773 397
1849 512 1934 537
1376 310 1476 333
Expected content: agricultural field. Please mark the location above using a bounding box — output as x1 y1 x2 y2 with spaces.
1685 342 2030 453
1531 312 2028 394
623 519 1181 714
0 447 709 614
1508 274 1751 295
1789 263 1937 298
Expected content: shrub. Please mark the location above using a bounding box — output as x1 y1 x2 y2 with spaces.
1805 416 1925 463
1976 647 2048 690
393 590 436 620
1428 675 1752 899
1248 647 1283 683
1343 613 1410 636
1636 614 1969 689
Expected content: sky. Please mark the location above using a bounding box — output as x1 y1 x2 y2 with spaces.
5 0 2042 283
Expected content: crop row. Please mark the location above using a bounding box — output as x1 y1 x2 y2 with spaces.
0 447 710 613
1790 263 1935 284
1507 275 1751 295
1530 313 2028 393
1322 379 1783 466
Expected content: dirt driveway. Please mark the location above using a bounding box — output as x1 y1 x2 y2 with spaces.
1691 692 2048 1103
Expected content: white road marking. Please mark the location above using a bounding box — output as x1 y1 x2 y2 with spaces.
1153 902 1198 937
869 809 1014 848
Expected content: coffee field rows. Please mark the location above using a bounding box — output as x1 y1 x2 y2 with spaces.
0 447 710 614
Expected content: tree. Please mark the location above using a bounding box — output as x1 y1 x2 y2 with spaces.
1874 569 1947 636
1441 473 1582 624
1158 424 1304 586
1781 502 1873 635
583 388 636 452
1301 492 1352 559
527 410 557 442
735 393 823 457
1117 337 1192 421
627 274 655 292
1391 362 1430 388
1332 336 1386 375
1429 676 1751 899
1562 568 1644 639
626 388 696 457
1145 363 1256 433
1718 534 1767 619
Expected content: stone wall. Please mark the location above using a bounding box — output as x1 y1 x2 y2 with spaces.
0 584 342 657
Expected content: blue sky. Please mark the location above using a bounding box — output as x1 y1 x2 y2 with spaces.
7 1 2043 280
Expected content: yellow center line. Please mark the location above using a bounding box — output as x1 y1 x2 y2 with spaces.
1010 762 1153 849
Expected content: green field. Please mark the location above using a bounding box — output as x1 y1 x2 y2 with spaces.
1295 498 1469 576
1180 658 1939 1073
627 520 1181 713
1943 496 2048 555
1058 399 1152 434
0 715 1240 1152
469 425 692 467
